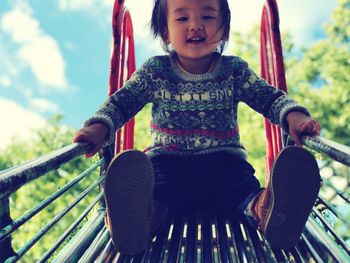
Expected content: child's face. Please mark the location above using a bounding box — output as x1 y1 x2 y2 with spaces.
164 0 223 61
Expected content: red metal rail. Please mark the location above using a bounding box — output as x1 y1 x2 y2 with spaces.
260 0 288 174
109 0 136 154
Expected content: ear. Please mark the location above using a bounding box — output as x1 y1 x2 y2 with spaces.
162 28 170 44
219 30 229 42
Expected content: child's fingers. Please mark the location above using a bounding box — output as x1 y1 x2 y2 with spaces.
73 129 101 157
73 129 90 143
290 128 302 146
85 143 101 158
315 121 321 135
299 121 320 136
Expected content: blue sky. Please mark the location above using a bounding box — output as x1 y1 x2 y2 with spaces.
0 0 336 148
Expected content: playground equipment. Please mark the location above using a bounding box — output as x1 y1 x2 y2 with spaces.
1 0 349 262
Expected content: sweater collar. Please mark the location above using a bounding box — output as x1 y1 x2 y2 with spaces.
169 52 222 81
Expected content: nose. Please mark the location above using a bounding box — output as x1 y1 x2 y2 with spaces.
189 19 204 31
190 25 203 31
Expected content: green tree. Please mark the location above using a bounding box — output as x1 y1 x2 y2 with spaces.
282 0 349 241
0 115 100 261
287 0 350 146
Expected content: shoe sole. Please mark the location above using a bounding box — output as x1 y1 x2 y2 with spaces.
104 150 154 255
263 146 320 249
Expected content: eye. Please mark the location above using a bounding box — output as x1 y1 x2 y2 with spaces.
202 15 215 20
176 16 188 22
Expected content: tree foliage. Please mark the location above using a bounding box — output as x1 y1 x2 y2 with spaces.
287 0 350 146
0 115 100 261
285 0 350 241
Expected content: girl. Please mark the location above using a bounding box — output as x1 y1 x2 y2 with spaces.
74 0 321 255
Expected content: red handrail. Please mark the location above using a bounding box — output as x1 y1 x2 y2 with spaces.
109 0 136 154
260 0 288 175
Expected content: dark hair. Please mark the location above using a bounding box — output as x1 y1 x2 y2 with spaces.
151 0 231 53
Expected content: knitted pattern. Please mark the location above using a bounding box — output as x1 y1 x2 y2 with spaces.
85 52 310 158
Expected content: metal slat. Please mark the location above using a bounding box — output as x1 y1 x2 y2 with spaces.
231 218 249 263
78 226 110 262
240 222 260 262
0 142 91 200
217 217 232 262
244 222 274 263
300 233 324 263
317 197 350 229
150 220 171 263
167 216 183 263
41 210 350 262
95 239 115 263
210 218 221 262
224 219 240 262
195 217 203 262
303 136 350 166
0 159 103 243
39 192 104 262
202 215 213 262
131 250 146 262
271 249 291 263
312 208 350 254
288 247 308 263
185 216 196 262
305 216 350 263
5 176 104 262
116 253 132 262
52 208 105 262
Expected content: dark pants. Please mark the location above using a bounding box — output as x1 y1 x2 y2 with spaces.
150 152 261 225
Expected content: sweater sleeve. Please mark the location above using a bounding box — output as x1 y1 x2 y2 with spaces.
233 57 310 134
84 57 157 145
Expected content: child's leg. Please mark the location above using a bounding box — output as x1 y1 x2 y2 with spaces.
104 150 156 255
248 146 320 249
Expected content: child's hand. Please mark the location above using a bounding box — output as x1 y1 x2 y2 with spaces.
73 122 109 158
286 111 320 146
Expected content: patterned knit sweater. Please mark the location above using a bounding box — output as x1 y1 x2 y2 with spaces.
85 52 310 159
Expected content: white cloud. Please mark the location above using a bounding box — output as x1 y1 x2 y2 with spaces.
0 39 21 89
129 0 335 51
230 0 264 32
0 98 46 149
1 2 68 90
278 0 335 46
0 75 12 87
18 36 67 89
59 0 95 11
126 0 164 55
111 0 334 54
58 0 112 24
29 98 59 113
57 0 163 54
56 0 335 56
1 6 40 43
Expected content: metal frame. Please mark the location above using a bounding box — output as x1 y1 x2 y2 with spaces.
0 0 349 262
109 0 136 154
260 0 288 174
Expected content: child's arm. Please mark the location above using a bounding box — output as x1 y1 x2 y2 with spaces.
73 122 108 158
73 57 159 157
233 57 320 144
286 111 320 146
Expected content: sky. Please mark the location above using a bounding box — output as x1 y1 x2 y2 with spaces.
0 0 337 149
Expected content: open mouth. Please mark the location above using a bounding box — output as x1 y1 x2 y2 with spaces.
187 37 206 43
